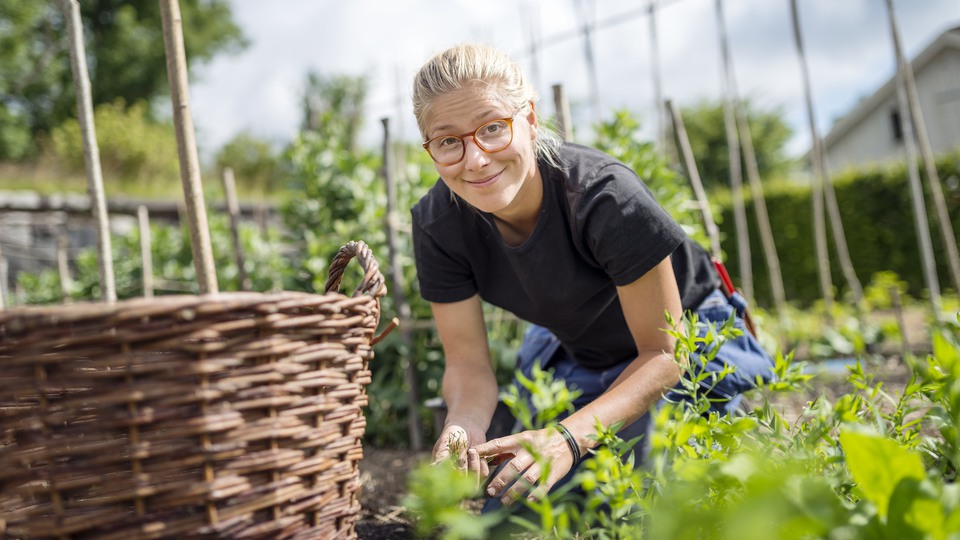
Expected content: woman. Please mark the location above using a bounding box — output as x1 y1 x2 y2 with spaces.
410 43 773 509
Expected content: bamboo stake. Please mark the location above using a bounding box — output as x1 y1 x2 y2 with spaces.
381 118 422 452
221 167 250 291
521 1 542 93
159 0 218 295
648 0 667 150
885 0 960 296
552 84 574 142
715 0 752 301
788 0 833 315
61 0 116 303
0 242 6 309
573 0 601 125
791 0 865 317
57 225 72 303
734 97 787 313
138 205 154 298
718 8 786 312
821 153 865 309
892 50 942 317
889 286 910 362
667 99 722 259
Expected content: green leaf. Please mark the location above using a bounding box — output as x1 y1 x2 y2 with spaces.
887 478 945 540
840 430 926 519
932 329 960 371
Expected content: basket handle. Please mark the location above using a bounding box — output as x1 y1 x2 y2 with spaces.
323 240 387 298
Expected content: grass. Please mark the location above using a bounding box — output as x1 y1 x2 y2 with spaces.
0 161 287 203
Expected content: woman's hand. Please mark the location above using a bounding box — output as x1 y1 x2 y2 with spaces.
432 423 490 487
472 425 578 506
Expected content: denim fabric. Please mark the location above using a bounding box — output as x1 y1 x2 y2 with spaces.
482 288 774 514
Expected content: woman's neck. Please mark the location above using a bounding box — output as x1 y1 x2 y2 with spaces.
492 168 544 246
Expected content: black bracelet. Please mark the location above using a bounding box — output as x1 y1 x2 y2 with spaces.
556 423 581 464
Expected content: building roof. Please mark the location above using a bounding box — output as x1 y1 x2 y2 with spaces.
821 26 960 150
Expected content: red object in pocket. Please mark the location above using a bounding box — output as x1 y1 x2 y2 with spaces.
710 256 758 337
711 257 736 296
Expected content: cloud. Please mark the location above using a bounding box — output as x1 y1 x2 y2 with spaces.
189 0 960 161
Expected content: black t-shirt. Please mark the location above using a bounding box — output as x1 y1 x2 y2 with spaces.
411 142 719 369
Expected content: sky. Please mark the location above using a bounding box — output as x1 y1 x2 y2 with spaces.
188 0 960 161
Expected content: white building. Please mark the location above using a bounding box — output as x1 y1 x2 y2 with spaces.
820 26 960 171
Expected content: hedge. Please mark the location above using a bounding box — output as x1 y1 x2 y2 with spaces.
715 151 960 308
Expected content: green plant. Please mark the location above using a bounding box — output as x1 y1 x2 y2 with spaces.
47 98 180 189
405 308 960 539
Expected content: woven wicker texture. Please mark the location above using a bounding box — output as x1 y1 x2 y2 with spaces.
0 241 386 539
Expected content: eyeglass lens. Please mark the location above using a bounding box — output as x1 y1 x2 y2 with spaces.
428 118 513 164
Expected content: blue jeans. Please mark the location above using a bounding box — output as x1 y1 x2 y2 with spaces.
482 289 774 513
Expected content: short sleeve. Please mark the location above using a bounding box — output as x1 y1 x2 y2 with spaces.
577 164 686 286
412 213 478 303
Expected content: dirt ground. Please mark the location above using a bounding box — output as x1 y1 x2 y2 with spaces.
354 353 915 539
356 448 426 539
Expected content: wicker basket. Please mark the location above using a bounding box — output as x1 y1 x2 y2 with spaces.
0 241 388 539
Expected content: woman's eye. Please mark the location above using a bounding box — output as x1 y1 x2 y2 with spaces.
482 123 504 135
438 137 460 147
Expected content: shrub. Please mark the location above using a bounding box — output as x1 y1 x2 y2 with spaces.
47 98 179 187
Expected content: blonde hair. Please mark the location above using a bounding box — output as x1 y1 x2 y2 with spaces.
412 43 563 168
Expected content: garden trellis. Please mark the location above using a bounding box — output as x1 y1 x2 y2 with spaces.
885 0 957 319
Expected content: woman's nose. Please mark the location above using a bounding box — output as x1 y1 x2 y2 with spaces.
462 137 488 170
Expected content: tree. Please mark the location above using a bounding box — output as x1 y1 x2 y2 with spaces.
301 72 367 153
214 131 282 195
678 98 794 191
0 0 246 160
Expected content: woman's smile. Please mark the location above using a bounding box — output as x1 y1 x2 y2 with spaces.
462 169 504 188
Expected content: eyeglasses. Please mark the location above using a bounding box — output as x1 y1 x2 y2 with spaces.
422 108 523 165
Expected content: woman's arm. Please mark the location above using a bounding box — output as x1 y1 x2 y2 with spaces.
429 295 501 478
559 255 684 453
476 256 684 504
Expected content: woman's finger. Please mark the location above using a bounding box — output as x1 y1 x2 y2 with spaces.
473 434 521 460
501 461 542 506
431 446 451 465
467 448 483 487
486 453 530 500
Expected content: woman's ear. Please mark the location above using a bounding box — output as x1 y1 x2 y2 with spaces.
525 101 538 138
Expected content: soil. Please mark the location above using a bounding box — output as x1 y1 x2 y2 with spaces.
357 448 426 539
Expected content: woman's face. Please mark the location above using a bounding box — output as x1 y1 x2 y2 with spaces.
423 86 540 219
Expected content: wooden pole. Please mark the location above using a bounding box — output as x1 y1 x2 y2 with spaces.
221 167 250 291
889 286 910 361
57 225 72 303
648 0 667 150
715 0 752 301
789 0 834 315
573 0 601 125
521 2 542 93
552 84 573 142
885 0 960 296
159 0 219 295
667 99 722 259
717 5 787 311
381 118 423 452
892 49 942 317
0 242 6 309
61 0 116 303
734 97 787 313
138 205 154 298
792 0 865 317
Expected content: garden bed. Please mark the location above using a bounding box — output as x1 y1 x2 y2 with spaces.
354 354 915 538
